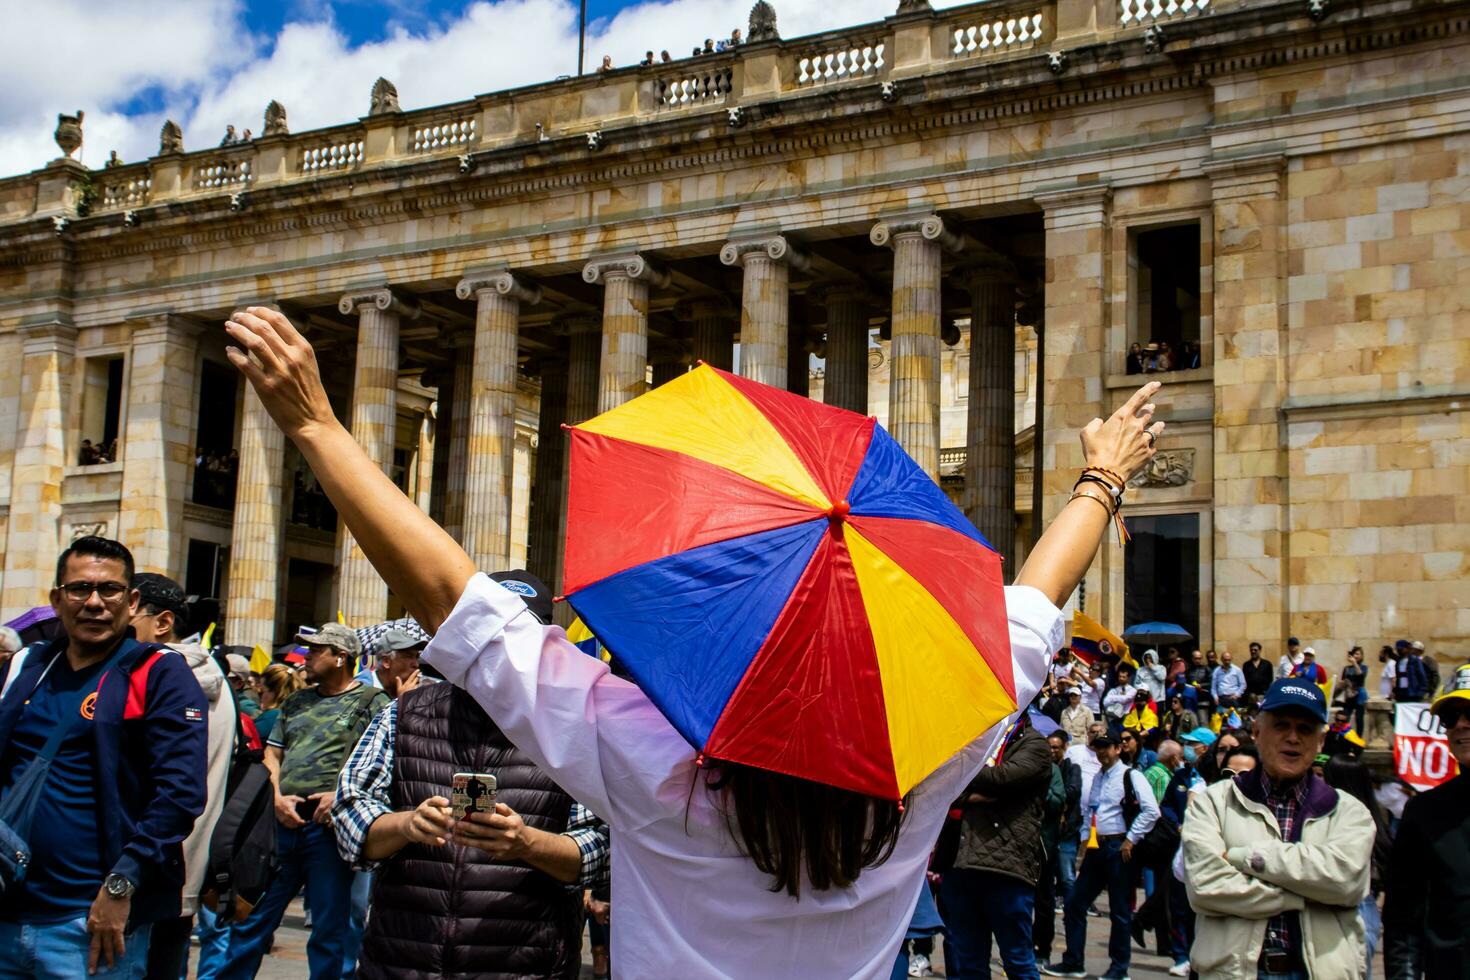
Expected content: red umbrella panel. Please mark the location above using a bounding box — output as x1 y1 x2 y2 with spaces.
563 365 1015 800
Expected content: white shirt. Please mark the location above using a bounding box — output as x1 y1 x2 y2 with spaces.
1277 652 1304 678
425 574 1064 980
1379 659 1397 698
1079 676 1105 715
1083 761 1161 842
1102 682 1139 719
1065 742 1102 811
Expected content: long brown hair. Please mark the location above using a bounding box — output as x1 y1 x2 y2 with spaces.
701 761 908 898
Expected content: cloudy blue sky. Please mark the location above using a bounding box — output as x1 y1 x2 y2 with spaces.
0 0 965 178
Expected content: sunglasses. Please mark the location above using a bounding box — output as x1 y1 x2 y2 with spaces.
1438 702 1470 727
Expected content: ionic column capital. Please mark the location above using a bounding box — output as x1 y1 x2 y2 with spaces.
961 255 1018 288
869 212 962 252
553 312 602 336
676 295 737 321
338 286 420 319
582 253 671 288
719 234 810 271
456 267 542 306
809 280 877 309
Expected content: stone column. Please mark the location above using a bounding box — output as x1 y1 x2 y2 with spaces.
1035 185 1111 610
425 368 451 523
118 315 200 577
963 260 1018 568
225 382 286 647
555 315 603 603
817 284 871 413
651 356 686 388
443 329 474 540
689 297 735 371
1 321 76 620
786 324 810 397
336 287 416 626
528 358 568 587
413 409 434 512
583 255 669 414
456 269 540 571
510 429 533 570
871 213 961 478
1204 155 1288 646
721 235 809 389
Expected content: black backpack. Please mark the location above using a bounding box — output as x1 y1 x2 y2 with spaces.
201 760 277 923
1121 766 1181 865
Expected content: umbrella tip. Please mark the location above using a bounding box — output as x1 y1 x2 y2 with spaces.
552 595 566 603
695 358 707 367
695 752 706 768
559 423 572 431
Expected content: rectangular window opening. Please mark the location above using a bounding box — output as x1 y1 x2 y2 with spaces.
1128 223 1202 375
1124 512 1201 649
192 361 241 507
78 356 125 465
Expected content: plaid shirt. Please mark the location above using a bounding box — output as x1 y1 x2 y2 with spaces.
332 699 610 890
1258 769 1309 954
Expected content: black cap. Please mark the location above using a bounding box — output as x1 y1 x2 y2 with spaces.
1090 731 1120 748
1260 677 1328 724
134 572 189 616
490 569 553 625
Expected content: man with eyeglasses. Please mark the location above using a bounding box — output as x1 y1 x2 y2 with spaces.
0 536 208 979
1384 663 1470 979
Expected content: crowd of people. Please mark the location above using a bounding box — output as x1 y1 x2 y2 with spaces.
193 447 241 508
900 646 1470 980
1125 341 1203 375
0 306 1464 980
78 437 120 466
600 27 746 72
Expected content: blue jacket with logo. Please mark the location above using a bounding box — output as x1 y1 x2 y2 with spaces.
0 632 208 925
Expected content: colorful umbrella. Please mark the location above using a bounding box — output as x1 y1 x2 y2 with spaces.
563 364 1014 801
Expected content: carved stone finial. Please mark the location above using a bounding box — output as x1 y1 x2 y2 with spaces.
159 120 184 155
54 110 83 159
896 0 933 12
263 100 289 137
748 1 779 42
369 77 401 116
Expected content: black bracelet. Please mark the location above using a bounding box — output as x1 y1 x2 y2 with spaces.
1074 473 1124 505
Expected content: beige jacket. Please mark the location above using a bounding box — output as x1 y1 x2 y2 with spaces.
174 643 239 916
1182 773 1372 980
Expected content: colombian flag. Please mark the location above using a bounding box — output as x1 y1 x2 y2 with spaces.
1070 612 1131 667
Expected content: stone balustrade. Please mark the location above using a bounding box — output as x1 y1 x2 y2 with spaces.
0 0 1264 221
1120 0 1212 25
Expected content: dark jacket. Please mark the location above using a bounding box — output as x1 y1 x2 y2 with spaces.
359 682 583 980
951 727 1052 886
1241 658 1274 697
0 634 208 926
1057 756 1083 839
1383 774 1470 979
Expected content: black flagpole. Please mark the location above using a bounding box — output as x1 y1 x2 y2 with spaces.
577 0 588 75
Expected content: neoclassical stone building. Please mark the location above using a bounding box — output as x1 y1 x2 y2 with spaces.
0 0 1466 662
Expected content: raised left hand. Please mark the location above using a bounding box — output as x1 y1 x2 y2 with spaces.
86 888 130 975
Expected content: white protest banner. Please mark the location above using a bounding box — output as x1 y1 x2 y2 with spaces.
1394 703 1460 791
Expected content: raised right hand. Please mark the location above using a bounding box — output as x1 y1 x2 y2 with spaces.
1080 380 1165 485
225 307 336 440
274 793 307 829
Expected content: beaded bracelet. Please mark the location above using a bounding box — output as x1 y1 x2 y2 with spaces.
1082 465 1126 491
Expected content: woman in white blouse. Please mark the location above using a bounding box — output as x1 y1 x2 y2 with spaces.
224 307 1166 980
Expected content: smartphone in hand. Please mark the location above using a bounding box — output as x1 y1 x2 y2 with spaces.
450 772 498 820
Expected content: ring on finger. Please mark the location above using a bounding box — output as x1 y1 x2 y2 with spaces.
1145 430 1157 448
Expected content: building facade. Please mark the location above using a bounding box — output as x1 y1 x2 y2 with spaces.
0 0 1466 664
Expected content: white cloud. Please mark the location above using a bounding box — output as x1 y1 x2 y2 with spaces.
0 0 960 178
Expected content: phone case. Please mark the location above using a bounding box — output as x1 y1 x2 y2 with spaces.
450 772 498 820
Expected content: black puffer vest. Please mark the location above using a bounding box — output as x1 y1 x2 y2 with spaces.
358 683 583 979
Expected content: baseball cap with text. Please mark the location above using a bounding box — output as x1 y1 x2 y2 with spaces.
1260 677 1328 724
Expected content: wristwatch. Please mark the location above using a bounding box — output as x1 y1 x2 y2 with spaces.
103 872 135 900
